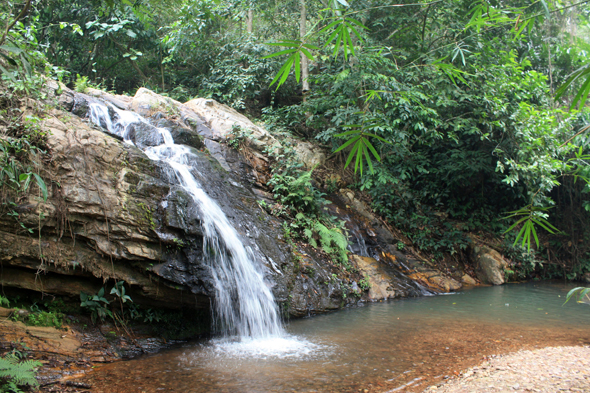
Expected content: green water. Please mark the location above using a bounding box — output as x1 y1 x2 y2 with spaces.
84 282 590 392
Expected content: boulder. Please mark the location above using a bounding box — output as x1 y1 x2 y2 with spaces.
461 274 478 286
352 255 398 300
294 141 326 169
471 245 508 285
406 270 462 292
184 98 279 153
129 87 182 117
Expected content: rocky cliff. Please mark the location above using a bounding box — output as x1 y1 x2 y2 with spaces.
0 84 468 326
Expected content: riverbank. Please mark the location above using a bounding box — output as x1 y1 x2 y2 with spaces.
424 346 590 392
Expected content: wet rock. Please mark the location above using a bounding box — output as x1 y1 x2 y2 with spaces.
58 90 74 111
154 119 203 149
84 87 131 110
203 139 231 171
130 122 164 148
407 270 462 292
352 255 398 300
471 245 508 285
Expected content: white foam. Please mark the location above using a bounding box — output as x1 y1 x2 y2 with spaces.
210 336 325 359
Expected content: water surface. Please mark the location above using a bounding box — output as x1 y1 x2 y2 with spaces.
84 282 590 392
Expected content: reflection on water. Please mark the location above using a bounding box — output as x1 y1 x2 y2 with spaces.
84 282 590 392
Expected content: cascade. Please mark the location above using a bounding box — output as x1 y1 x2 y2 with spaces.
88 102 284 339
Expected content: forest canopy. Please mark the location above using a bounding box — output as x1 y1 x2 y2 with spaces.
2 0 590 280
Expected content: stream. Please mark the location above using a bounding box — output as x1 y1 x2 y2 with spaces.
82 282 590 392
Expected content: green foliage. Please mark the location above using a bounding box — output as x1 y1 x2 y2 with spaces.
23 310 64 328
0 353 41 392
80 287 112 324
226 125 252 150
503 206 559 252
333 120 390 175
556 62 590 110
268 164 350 265
74 73 90 92
202 40 286 111
110 280 132 304
0 104 49 234
564 287 590 306
263 40 319 89
358 275 371 291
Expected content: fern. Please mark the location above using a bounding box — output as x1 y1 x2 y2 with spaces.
0 354 41 391
314 221 349 265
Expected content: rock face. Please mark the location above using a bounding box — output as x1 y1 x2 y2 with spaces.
0 85 466 329
471 245 508 285
0 86 340 320
330 190 462 300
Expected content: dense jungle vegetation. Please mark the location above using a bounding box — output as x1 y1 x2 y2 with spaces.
1 0 590 281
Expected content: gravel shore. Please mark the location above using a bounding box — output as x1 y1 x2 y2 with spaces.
424 346 590 393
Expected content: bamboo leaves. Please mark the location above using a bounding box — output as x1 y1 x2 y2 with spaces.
555 63 590 110
263 0 367 90
564 287 590 305
319 16 367 61
503 205 559 251
263 40 318 89
334 120 390 175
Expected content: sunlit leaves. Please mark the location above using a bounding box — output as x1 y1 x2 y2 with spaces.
263 40 319 89
59 22 83 36
503 205 559 252
451 43 471 66
334 119 391 175
465 1 514 33
319 16 367 61
264 10 367 89
564 287 590 305
555 63 590 110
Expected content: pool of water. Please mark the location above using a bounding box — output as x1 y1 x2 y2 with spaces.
83 282 590 392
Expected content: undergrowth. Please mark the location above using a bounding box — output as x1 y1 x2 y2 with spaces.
263 137 349 266
0 352 41 392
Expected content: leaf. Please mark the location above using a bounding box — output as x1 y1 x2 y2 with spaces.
262 48 297 59
556 64 590 109
19 54 32 78
334 135 361 152
0 45 24 54
539 0 551 18
364 138 381 162
300 47 314 60
344 141 360 169
0 64 17 82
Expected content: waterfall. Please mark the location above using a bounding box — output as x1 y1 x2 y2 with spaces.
88 102 284 339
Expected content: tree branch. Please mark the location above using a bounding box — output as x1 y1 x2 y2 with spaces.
0 0 33 46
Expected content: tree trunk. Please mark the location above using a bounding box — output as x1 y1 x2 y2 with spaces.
300 0 309 100
247 9 254 34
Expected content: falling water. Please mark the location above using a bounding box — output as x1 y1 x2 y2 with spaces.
88 102 283 339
